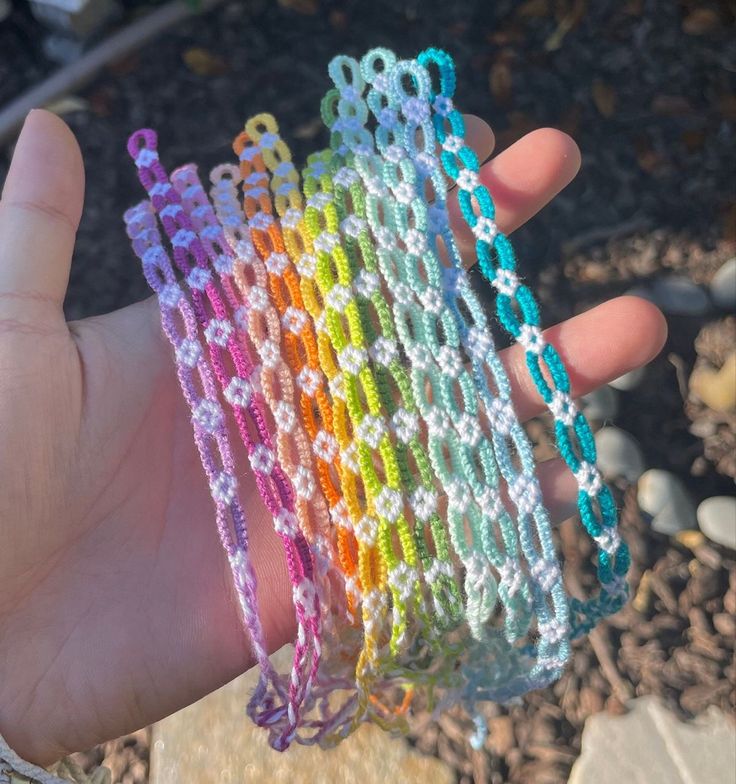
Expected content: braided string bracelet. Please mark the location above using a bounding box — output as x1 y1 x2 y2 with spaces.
345 49 573 694
236 115 364 631
244 136 387 688
174 161 369 744
126 132 320 750
228 122 359 618
415 47 630 633
235 127 415 728
321 54 555 679
311 99 467 639
229 129 449 732
211 155 388 747
122 200 284 725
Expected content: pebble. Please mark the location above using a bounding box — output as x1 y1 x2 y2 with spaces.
709 258 736 311
638 469 697 535
689 353 736 412
581 386 619 421
595 427 645 483
628 276 710 316
697 496 736 550
609 367 645 391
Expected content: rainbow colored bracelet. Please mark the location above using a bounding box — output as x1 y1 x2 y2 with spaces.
124 47 629 751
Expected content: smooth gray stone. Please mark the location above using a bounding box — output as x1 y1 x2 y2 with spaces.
595 427 646 483
628 277 710 316
638 469 696 536
609 367 645 391
709 258 736 311
581 386 619 421
697 496 736 549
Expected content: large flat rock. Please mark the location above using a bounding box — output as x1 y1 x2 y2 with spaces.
150 646 453 784
569 696 736 784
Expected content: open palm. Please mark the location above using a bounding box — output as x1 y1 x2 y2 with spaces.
0 110 666 766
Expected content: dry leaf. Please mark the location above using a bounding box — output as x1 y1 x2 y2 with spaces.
489 60 513 106
559 102 583 136
546 0 587 50
651 94 693 115
293 116 324 140
43 96 89 116
723 202 736 246
634 134 664 173
623 0 644 16
682 7 721 35
717 91 736 121
182 47 229 77
681 128 707 152
517 0 549 18
592 79 617 117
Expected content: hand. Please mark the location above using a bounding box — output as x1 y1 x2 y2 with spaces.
0 110 666 765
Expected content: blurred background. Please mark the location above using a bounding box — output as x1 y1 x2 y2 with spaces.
0 1 734 782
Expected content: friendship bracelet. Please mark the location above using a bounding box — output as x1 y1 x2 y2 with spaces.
127 132 321 750
235 129 417 729
122 200 284 725
415 47 630 629
122 44 630 750
326 50 574 697
321 56 543 662
237 116 364 630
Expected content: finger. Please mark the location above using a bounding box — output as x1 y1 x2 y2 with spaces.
536 457 578 524
505 296 668 422
0 110 84 322
449 128 581 260
463 114 495 165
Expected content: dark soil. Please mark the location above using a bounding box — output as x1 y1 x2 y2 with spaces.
2 1 735 782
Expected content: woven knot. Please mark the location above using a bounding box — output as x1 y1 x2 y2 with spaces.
193 399 224 434
275 508 299 536
282 306 308 335
297 367 322 396
313 430 338 463
411 485 438 522
266 251 289 275
388 562 419 601
455 412 482 448
258 338 280 368
437 345 463 378
247 285 269 312
420 286 444 315
370 336 399 367
354 513 379 546
575 461 603 496
273 401 296 434
530 559 561 593
392 407 419 444
223 376 252 408
211 471 237 505
374 487 403 523
203 318 234 347
249 444 275 475
356 414 386 448
339 345 368 375
175 338 202 369
550 390 578 427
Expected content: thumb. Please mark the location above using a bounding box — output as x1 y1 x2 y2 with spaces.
0 109 84 326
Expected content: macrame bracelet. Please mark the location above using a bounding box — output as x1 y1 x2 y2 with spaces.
127 133 325 750
121 45 629 751
414 47 630 627
233 127 438 731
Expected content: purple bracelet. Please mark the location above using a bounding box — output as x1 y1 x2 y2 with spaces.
127 130 322 750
